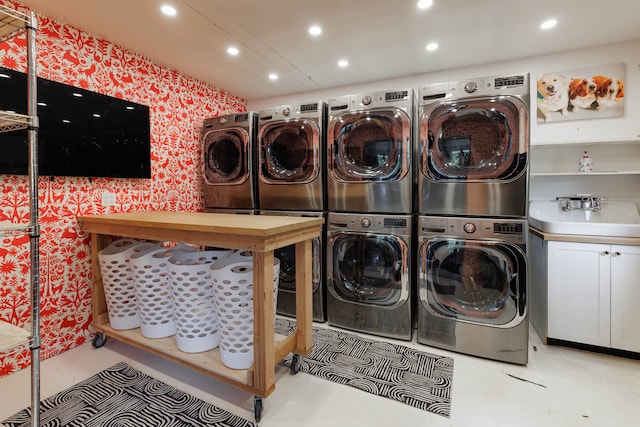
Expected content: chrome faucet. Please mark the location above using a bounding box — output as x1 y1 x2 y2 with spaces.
556 194 604 211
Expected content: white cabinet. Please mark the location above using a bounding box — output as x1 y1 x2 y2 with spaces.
547 241 640 352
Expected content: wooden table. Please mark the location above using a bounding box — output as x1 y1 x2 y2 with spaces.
77 211 324 420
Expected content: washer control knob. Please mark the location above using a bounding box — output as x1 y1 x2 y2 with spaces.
463 223 476 233
361 218 371 228
219 117 228 124
282 107 290 117
361 95 372 106
464 81 478 94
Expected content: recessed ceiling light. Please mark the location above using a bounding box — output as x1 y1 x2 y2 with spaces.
426 42 439 51
161 5 177 16
0 73 10 78
268 73 279 80
93 113 101 118
72 92 83 97
309 25 322 36
227 46 239 56
540 19 557 30
338 59 349 68
37 102 46 106
417 0 433 9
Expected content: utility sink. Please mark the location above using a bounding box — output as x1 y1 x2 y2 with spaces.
528 200 640 237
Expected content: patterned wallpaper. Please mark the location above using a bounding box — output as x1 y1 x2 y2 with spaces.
0 0 246 375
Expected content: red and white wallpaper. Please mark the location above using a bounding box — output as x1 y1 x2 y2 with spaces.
0 0 246 376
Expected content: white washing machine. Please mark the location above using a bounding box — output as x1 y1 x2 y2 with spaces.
327 89 414 214
326 212 413 340
417 215 528 364
201 112 258 212
257 101 326 211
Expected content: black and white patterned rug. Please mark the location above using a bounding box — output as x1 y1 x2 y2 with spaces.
275 318 453 418
2 362 256 427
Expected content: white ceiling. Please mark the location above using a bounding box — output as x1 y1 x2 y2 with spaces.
16 0 640 102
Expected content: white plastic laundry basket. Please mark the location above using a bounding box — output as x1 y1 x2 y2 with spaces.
211 252 280 369
98 238 149 330
130 244 194 339
167 249 234 353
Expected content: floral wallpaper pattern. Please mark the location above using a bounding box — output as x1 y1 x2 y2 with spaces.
0 0 245 376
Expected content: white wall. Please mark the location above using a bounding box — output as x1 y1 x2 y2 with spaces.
248 39 640 145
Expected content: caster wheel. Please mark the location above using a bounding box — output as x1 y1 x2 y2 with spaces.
253 396 263 423
290 354 302 374
92 333 106 348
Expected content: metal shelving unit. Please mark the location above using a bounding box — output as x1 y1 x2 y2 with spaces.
0 5 40 426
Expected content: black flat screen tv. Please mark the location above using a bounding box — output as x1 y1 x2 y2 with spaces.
0 66 151 178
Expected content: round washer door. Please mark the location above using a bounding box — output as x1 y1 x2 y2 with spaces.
259 119 320 183
329 232 409 307
420 96 528 182
203 128 249 185
419 238 526 325
273 236 321 293
328 109 411 182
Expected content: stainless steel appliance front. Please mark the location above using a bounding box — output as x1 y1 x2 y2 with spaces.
257 102 326 211
417 215 528 364
418 74 530 217
259 210 326 322
201 112 257 211
326 212 413 340
327 89 414 214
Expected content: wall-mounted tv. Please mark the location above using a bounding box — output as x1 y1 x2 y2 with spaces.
0 66 151 178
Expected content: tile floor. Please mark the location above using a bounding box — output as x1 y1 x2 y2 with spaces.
1 322 639 427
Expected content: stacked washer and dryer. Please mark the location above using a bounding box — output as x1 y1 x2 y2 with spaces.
415 74 531 364
200 76 531 364
256 102 328 322
325 89 415 341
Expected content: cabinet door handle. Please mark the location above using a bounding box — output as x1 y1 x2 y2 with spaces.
601 251 610 256
612 251 621 257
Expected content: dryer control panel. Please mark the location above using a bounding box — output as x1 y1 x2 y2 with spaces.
419 215 526 244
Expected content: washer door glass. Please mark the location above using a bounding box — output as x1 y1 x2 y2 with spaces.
420 96 528 181
259 120 319 183
331 233 408 306
203 128 248 184
329 109 411 182
274 236 321 293
420 238 525 325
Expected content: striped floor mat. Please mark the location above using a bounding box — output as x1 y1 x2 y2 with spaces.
275 318 454 418
2 362 256 427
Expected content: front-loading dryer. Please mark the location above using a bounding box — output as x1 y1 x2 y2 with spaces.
417 215 528 364
201 112 258 212
327 89 414 214
418 74 530 217
326 212 413 340
259 209 326 322
257 101 326 211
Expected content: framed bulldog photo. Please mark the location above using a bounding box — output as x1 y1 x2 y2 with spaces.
536 63 625 123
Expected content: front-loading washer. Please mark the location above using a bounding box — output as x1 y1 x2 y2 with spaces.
417 215 528 364
418 74 530 217
326 212 413 340
201 112 258 212
257 101 326 211
258 209 326 322
327 89 414 214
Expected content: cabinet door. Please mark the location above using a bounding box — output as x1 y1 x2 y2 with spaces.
547 241 611 347
610 245 640 352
